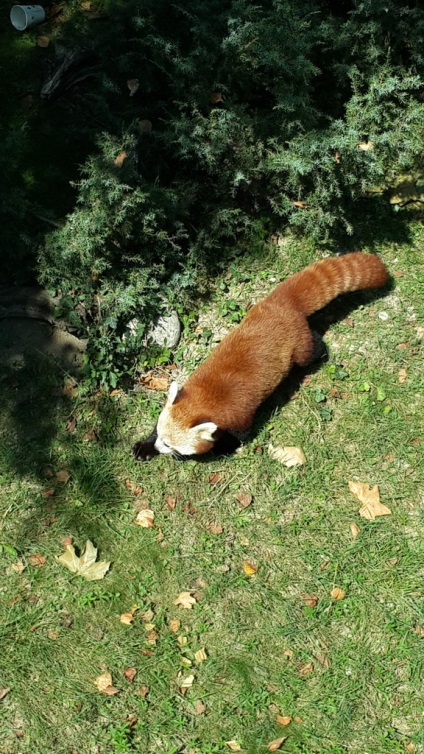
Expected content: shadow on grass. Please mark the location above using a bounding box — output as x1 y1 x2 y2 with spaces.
0 349 128 548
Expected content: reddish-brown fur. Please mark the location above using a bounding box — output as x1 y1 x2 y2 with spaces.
170 253 388 434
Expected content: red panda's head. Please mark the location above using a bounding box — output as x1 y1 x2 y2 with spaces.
155 382 218 457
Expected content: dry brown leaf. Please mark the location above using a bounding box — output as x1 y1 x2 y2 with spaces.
139 119 152 133
174 591 196 609
139 684 149 697
208 521 223 535
42 487 55 498
300 593 318 608
194 648 207 664
268 444 306 467
233 491 252 508
268 738 287 751
165 496 177 511
135 509 155 528
10 559 25 574
66 415 77 433
37 36 50 47
114 151 127 167
124 667 137 682
146 630 158 645
0 688 11 700
56 469 70 484
282 648 294 660
84 430 97 442
292 201 310 209
194 699 206 715
331 587 346 600
120 611 135 625
294 716 303 723
94 672 119 695
29 553 46 568
350 522 360 540
211 92 224 103
299 662 313 676
169 619 181 633
127 78 139 96
413 625 424 637
405 743 415 753
56 540 110 581
125 479 142 495
398 368 407 384
209 471 224 486
243 561 258 576
140 372 169 391
348 481 391 520
276 714 292 726
225 742 242 752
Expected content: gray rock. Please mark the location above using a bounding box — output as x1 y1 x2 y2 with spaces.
146 310 181 349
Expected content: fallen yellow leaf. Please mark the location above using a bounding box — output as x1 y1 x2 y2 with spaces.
94 672 119 695
267 737 287 751
276 714 292 726
194 648 207 664
398 368 407 384
180 674 194 689
174 591 197 609
56 540 110 581
120 612 135 625
135 509 155 528
331 587 346 600
242 561 258 576
268 445 306 467
358 141 373 151
299 662 314 676
225 742 242 752
169 619 181 633
348 481 391 520
114 151 127 167
350 522 360 540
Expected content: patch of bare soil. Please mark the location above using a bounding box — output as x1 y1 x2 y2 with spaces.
0 286 86 373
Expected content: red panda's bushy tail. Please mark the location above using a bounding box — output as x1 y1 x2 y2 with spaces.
280 252 389 317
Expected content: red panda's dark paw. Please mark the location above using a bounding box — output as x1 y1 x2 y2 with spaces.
132 440 158 462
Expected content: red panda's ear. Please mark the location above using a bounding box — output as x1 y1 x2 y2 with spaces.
193 422 218 442
167 381 179 405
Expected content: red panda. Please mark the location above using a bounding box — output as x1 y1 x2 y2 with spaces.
133 252 388 460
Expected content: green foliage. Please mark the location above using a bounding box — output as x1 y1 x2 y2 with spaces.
2 0 423 381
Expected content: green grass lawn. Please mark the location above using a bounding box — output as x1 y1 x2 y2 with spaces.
0 225 423 754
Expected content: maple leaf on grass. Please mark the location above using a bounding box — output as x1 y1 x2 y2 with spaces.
348 481 391 520
56 540 110 581
174 591 197 609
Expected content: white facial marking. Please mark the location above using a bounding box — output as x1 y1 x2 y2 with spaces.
155 404 218 456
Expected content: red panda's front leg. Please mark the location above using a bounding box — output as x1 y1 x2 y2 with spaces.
132 424 159 461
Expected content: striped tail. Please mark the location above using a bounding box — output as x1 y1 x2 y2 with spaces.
281 252 389 316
